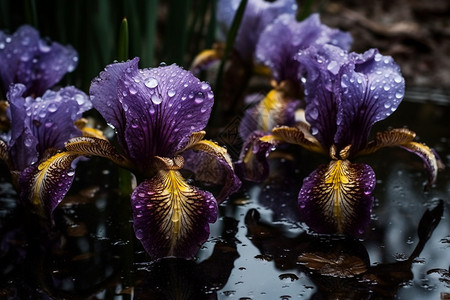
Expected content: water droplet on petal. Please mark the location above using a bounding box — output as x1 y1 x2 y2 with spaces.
167 89 176 97
48 103 58 112
309 107 319 120
135 229 144 239
145 77 158 88
151 95 162 104
395 91 404 99
194 92 205 104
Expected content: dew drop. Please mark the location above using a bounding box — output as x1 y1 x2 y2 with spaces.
135 229 144 239
194 92 205 104
151 95 162 104
48 103 58 112
383 85 390 91
201 82 209 90
167 89 176 97
145 77 158 88
309 107 319 120
395 91 404 99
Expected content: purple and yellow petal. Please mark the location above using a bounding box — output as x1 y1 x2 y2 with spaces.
238 89 299 141
360 128 443 188
131 158 218 259
181 139 242 203
235 131 279 182
272 124 327 155
19 151 79 217
298 160 376 236
19 136 131 217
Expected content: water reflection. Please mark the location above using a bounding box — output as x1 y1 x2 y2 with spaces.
244 199 444 299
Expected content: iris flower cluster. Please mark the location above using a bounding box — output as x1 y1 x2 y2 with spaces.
230 1 443 235
0 26 241 259
0 0 444 260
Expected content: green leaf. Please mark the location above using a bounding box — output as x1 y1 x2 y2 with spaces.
118 17 129 62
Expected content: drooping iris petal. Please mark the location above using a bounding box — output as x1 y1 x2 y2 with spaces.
6 83 90 171
181 139 242 203
20 136 130 217
335 49 405 154
19 152 79 217
298 160 376 236
0 25 78 97
256 13 352 84
235 131 279 182
90 58 214 174
360 128 444 188
217 0 297 62
272 124 327 155
238 89 300 141
296 45 350 150
131 161 218 259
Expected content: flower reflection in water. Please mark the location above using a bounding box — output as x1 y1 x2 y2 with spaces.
245 200 444 299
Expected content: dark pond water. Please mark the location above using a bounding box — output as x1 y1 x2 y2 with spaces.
1 91 449 299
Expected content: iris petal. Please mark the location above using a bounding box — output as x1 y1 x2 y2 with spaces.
20 136 130 217
91 58 214 173
235 131 278 182
181 139 242 203
217 0 297 62
131 166 218 259
272 124 326 155
335 49 405 154
359 128 443 188
238 89 299 141
256 13 352 83
298 160 375 236
0 25 78 96
19 151 79 217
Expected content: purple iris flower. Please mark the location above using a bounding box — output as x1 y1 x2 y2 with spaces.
217 0 298 62
30 58 241 259
0 25 78 97
191 0 297 72
0 83 90 214
239 13 353 142
240 44 442 235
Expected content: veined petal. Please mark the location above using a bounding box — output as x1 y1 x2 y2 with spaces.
181 139 242 203
359 128 444 188
235 131 279 182
296 45 350 149
256 13 352 83
217 0 297 62
190 43 224 73
131 167 218 259
272 124 327 155
91 58 214 171
6 83 91 170
298 160 376 236
0 25 78 97
20 136 131 217
335 49 405 154
238 89 299 141
64 136 131 169
89 58 137 154
19 151 79 217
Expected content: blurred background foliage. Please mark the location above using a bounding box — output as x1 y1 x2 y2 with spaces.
0 0 219 92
